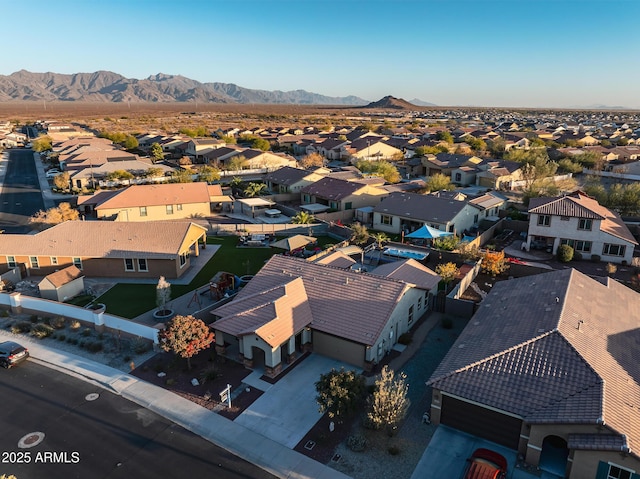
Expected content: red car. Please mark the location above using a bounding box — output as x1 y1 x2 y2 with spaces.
463 448 508 479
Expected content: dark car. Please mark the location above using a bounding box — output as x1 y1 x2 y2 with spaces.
463 448 508 479
0 341 30 368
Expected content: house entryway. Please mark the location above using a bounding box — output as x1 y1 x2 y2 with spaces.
539 435 568 477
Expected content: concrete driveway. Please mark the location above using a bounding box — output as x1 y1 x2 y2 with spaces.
234 354 358 448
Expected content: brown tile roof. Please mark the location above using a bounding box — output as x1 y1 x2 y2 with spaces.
529 191 637 244
301 177 369 201
42 265 84 288
373 192 469 224
0 221 206 259
212 277 313 348
214 255 408 346
428 268 640 455
94 182 212 209
312 251 357 269
371 259 441 291
264 166 315 185
568 434 627 452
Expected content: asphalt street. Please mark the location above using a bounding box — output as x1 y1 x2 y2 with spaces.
0 361 276 479
0 148 45 233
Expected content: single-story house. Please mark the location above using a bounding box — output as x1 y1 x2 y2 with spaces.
0 221 207 279
428 268 640 479
300 177 389 212
263 166 330 194
38 265 85 302
210 255 439 377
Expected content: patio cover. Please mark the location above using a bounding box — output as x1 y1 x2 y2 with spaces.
300 203 330 213
405 225 453 239
270 235 317 251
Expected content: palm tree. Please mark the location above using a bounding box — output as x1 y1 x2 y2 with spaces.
350 222 369 245
243 182 267 197
370 232 390 249
291 211 315 224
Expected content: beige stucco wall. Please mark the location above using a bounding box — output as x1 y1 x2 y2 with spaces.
570 450 640 479
99 202 211 221
39 278 85 302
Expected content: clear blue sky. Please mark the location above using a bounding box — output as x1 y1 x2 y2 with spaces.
3 0 639 108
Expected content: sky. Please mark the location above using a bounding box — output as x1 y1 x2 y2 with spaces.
2 0 639 109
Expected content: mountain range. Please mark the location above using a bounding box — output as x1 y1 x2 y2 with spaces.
0 70 376 105
362 95 435 109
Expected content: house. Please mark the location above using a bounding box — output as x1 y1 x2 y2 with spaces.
372 192 480 235
526 191 637 264
428 268 640 479
78 182 232 220
38 265 85 302
185 138 225 162
424 153 484 178
300 177 389 213
210 255 438 377
342 137 403 162
263 166 330 194
0 221 207 279
475 161 524 190
68 157 173 190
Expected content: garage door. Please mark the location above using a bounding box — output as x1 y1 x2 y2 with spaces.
313 331 365 368
440 395 521 449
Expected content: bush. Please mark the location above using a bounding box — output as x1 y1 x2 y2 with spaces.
12 321 32 334
51 316 66 329
81 328 92 337
69 320 81 331
557 244 574 263
388 445 401 456
0 309 9 317
398 332 412 345
591 254 601 263
86 341 103 353
199 365 220 384
31 323 54 339
347 435 367 452
441 317 453 329
166 378 176 386
30 315 39 324
57 334 66 341
132 338 151 355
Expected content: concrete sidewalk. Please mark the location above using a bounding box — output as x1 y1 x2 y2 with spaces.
0 328 350 479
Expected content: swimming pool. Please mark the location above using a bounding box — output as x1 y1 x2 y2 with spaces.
383 247 428 261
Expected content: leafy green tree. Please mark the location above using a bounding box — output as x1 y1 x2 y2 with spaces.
435 262 460 288
572 151 602 170
366 365 411 432
558 158 583 174
123 135 138 150
150 142 164 162
145 167 164 178
370 232 390 249
465 136 487 151
171 169 194 183
239 134 270 151
225 155 247 171
425 173 454 192
179 126 208 137
315 368 366 419
197 165 220 183
299 152 325 169
291 211 315 224
106 170 134 181
350 222 369 245
435 131 454 144
487 137 506 156
243 182 267 197
432 235 460 251
158 314 214 371
29 202 79 230
355 159 400 183
481 250 510 278
32 135 52 152
219 134 237 144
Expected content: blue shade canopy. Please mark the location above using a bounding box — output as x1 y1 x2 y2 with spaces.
405 225 453 239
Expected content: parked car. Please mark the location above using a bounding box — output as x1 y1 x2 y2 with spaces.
0 341 30 368
463 448 508 479
46 169 61 178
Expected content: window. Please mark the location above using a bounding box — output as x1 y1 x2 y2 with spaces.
578 218 592 230
137 258 148 272
344 202 352 210
179 252 189 267
607 464 634 479
561 239 592 253
418 296 423 311
30 256 39 269
303 194 310 203
408 305 414 326
6 256 16 268
448 224 454 233
603 243 626 257
124 258 135 272
454 172 462 182
537 214 551 226
51 257 58 265
473 214 479 224
73 257 83 270
139 206 147 217
176 204 183 211
381 214 392 225
166 205 174 215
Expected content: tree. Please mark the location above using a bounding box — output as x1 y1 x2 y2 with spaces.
557 244 574 263
156 276 172 314
432 235 460 251
354 159 401 183
171 169 194 183
150 142 164 163
350 222 369 245
243 182 267 197
239 134 270 151
481 250 510 278
29 202 79 230
425 173 454 192
487 137 506 156
435 130 454 144
225 155 247 171
315 368 366 419
145 166 164 178
32 135 52 152
435 262 460 290
370 232 390 249
219 134 237 144
291 211 315 224
106 170 134 181
53 171 71 190
197 165 221 183
366 365 411 432
299 152 325 169
158 314 214 371
465 136 487 151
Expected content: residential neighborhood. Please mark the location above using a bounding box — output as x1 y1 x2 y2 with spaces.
1 106 640 479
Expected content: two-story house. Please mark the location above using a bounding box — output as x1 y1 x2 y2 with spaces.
300 177 388 213
263 166 330 194
526 191 637 264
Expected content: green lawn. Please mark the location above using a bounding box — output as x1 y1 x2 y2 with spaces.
96 235 332 319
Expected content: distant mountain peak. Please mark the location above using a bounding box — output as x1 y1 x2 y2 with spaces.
363 95 425 109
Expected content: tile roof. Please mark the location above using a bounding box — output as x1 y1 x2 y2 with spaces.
94 182 213 209
214 255 408 346
371 259 441 291
312 251 357 269
264 166 315 185
0 221 205 259
529 191 637 244
373 192 469 223
41 265 84 288
301 177 369 200
568 434 627 452
428 268 640 455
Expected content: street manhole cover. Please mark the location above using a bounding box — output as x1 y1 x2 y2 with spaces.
86 393 99 401
18 432 45 449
